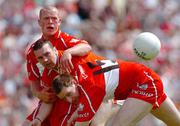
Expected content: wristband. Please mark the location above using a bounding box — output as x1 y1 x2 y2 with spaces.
35 117 42 123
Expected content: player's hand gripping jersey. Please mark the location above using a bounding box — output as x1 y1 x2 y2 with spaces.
71 60 167 123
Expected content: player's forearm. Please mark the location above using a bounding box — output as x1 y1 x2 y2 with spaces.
30 80 41 98
65 43 92 56
36 102 53 122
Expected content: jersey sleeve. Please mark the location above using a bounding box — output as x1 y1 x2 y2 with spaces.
26 47 41 81
60 32 88 48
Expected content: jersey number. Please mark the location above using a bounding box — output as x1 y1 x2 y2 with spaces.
86 60 119 75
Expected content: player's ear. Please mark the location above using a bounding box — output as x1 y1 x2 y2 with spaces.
38 19 42 27
58 18 62 23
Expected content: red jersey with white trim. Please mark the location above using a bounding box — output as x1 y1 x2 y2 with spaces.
26 100 75 126
72 60 167 123
41 50 104 88
26 50 88 126
26 29 103 81
32 51 104 126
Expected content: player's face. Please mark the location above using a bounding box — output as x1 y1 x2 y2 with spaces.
38 9 61 37
57 80 79 104
34 44 57 69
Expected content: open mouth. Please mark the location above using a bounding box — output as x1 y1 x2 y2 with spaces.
46 26 54 30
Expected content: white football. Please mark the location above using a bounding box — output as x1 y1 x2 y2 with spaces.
133 32 161 60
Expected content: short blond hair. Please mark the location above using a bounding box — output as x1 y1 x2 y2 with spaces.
39 6 60 19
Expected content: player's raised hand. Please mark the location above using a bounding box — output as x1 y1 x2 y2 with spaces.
59 50 74 73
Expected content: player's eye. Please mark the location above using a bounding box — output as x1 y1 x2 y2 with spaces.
44 17 50 20
52 17 58 20
45 52 50 57
66 92 72 97
63 93 72 101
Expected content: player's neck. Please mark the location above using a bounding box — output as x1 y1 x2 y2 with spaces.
43 35 54 40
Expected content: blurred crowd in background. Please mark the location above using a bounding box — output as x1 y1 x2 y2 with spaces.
0 0 179 126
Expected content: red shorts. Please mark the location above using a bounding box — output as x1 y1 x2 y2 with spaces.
115 61 167 109
128 70 167 109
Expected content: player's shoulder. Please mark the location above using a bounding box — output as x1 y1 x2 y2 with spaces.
59 31 80 41
60 31 70 37
25 38 42 59
59 31 71 38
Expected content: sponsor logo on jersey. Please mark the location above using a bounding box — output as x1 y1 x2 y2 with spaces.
137 83 148 90
78 103 84 111
132 89 153 97
78 112 90 118
76 103 90 118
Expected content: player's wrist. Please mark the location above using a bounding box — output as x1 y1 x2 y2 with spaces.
64 49 72 56
34 91 43 101
32 90 39 98
35 117 42 123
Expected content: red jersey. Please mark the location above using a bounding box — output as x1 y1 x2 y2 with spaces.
71 60 167 123
26 100 75 126
26 49 104 126
41 50 104 88
40 51 104 126
26 29 103 81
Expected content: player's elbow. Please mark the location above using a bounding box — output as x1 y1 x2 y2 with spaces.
86 44 92 52
78 43 92 56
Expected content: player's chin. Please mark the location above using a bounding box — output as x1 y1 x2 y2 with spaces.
45 29 57 35
72 98 79 104
46 31 56 36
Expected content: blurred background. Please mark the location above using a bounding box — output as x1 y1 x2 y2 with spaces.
0 0 179 126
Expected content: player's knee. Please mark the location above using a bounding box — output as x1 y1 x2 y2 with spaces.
164 119 180 126
105 117 133 126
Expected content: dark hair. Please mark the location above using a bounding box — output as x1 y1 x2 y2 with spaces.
33 39 53 51
52 73 74 94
